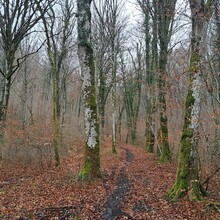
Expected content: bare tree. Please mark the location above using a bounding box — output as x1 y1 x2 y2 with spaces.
120 42 144 146
137 0 157 152
93 0 126 153
0 0 53 122
0 0 54 163
36 0 75 166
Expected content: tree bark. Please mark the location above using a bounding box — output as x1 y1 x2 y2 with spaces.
77 0 101 180
168 0 212 201
157 0 176 162
144 0 156 152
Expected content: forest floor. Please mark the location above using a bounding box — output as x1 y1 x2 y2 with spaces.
0 138 220 220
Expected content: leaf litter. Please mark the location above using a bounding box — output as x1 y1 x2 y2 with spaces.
0 138 219 219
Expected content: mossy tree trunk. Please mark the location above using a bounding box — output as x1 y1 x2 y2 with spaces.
158 51 171 162
168 0 213 201
0 76 11 141
140 0 157 152
77 0 101 180
157 0 176 162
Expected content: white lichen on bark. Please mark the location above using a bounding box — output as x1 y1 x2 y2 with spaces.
84 107 97 148
77 0 99 149
190 71 202 131
78 47 98 149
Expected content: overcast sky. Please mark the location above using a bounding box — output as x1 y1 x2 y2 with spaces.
123 0 191 50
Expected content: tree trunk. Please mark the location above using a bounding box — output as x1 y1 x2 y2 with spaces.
112 41 117 154
158 51 171 162
0 77 11 122
0 76 11 160
145 0 156 152
77 0 101 180
48 50 60 166
145 99 155 152
112 81 117 153
157 0 176 162
22 59 28 130
168 0 212 201
98 69 106 132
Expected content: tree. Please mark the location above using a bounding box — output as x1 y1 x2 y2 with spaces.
93 0 126 153
92 0 112 133
122 43 144 145
168 0 213 201
0 0 53 131
137 0 157 152
37 0 75 166
77 0 101 179
18 38 36 129
157 0 176 162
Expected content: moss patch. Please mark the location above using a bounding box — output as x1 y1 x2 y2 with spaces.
78 155 102 181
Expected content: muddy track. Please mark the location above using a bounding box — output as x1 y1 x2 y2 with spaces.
102 148 133 220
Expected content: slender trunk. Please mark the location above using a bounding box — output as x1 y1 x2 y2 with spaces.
99 71 106 141
99 69 106 129
112 85 117 153
22 59 28 130
60 78 67 147
111 29 117 154
56 70 61 119
48 50 60 166
77 0 101 180
132 77 141 146
0 76 11 122
145 99 155 152
158 48 171 162
157 0 176 162
53 69 59 166
0 76 11 160
145 0 156 152
118 106 124 142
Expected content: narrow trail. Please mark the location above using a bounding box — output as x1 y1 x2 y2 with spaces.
0 140 219 219
102 148 133 220
101 143 220 220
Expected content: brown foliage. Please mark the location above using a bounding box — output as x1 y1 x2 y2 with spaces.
0 138 219 219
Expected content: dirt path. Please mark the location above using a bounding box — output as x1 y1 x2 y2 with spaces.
0 140 219 219
101 144 220 220
102 148 133 220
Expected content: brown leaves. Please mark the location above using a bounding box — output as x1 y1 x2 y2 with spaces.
0 138 219 219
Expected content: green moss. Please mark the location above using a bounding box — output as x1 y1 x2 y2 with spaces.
78 155 101 181
78 141 101 181
167 89 206 201
112 144 117 154
78 157 92 180
159 115 171 163
145 113 155 153
160 143 171 162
